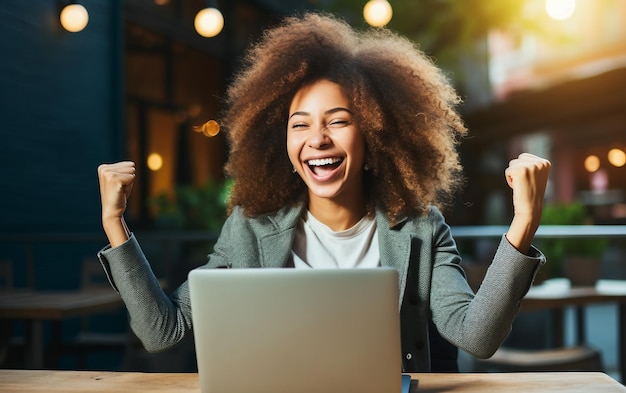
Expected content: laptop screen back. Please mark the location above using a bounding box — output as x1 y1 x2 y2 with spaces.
188 268 403 393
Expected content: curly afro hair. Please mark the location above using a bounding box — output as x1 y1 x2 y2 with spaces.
222 12 467 224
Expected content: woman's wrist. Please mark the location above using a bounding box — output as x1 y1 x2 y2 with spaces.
102 216 130 248
506 213 540 255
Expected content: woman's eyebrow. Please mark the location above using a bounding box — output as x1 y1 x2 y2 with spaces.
326 107 353 115
289 111 309 119
288 107 353 119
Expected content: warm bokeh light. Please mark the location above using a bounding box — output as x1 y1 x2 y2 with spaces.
545 0 576 21
608 148 626 167
194 8 224 38
194 120 220 137
363 0 393 27
584 154 600 173
60 4 89 33
203 120 220 137
147 153 163 171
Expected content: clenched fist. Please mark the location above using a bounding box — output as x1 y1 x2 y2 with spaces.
97 161 136 247
504 153 551 253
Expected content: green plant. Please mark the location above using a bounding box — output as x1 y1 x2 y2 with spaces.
150 178 233 233
538 202 608 277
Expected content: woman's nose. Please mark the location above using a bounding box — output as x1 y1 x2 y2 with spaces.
307 126 330 148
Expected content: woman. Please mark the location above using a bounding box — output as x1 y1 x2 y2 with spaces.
97 13 551 372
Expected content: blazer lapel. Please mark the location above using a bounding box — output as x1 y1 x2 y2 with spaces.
259 204 306 268
376 212 411 304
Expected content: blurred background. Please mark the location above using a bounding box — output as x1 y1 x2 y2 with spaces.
1 0 625 377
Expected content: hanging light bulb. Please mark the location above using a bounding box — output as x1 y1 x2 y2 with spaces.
545 0 576 21
147 153 164 171
60 3 89 33
194 7 224 38
584 155 600 173
608 148 626 168
363 0 393 27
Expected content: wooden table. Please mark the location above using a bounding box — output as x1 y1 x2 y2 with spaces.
0 370 624 392
522 279 626 381
0 290 123 368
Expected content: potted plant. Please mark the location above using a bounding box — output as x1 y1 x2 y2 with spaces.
538 202 608 286
150 178 232 233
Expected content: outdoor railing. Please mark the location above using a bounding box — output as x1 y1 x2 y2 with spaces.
451 225 626 239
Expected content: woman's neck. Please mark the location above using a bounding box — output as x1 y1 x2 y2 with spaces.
307 195 367 232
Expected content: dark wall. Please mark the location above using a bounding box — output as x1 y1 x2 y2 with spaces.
0 0 124 234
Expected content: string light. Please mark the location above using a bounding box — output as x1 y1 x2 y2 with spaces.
363 0 393 27
194 7 224 38
60 3 89 32
608 148 626 168
545 0 576 21
147 153 163 171
584 155 600 173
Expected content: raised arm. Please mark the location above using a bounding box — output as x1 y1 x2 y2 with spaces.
97 161 194 352
504 153 551 254
430 153 551 359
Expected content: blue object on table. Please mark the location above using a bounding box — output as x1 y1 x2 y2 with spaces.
402 374 411 393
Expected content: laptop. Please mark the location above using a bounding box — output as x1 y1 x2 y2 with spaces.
188 267 404 393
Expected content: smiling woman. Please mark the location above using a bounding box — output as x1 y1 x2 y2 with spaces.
96 12 552 374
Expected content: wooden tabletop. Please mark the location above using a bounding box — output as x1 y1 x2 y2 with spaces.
0 370 198 393
0 370 624 392
0 289 123 319
410 372 626 392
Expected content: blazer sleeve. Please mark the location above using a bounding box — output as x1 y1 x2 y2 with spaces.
429 212 545 359
96 209 239 352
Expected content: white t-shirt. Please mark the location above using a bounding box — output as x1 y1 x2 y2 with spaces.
291 210 380 269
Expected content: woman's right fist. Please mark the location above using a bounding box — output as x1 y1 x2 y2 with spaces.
97 161 136 221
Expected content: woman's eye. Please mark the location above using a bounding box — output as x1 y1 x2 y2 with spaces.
328 120 350 127
290 123 307 129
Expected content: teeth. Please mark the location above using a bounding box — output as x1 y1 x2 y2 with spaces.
307 158 342 167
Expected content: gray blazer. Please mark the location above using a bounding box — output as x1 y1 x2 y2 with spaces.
98 203 544 372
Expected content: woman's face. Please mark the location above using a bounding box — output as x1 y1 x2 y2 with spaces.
287 79 366 207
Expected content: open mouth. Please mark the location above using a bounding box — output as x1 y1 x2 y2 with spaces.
307 157 344 176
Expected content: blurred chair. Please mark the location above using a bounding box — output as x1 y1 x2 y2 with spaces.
79 257 111 289
462 260 603 373
0 259 27 367
59 257 137 369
